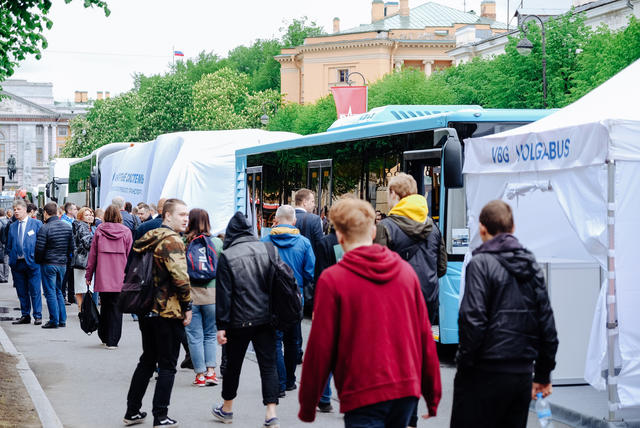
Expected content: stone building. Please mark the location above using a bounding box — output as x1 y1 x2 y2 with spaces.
0 80 94 190
276 0 507 104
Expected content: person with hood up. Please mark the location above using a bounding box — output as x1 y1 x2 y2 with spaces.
85 204 132 349
261 205 315 398
298 198 442 427
451 200 558 428
212 212 280 427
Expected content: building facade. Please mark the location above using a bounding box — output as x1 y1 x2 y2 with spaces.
276 0 507 104
0 80 92 190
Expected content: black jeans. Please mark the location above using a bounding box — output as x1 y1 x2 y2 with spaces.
344 396 418 428
61 261 75 303
97 292 123 347
450 368 532 428
126 316 185 419
222 323 279 406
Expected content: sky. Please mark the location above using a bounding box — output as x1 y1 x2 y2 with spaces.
11 0 572 101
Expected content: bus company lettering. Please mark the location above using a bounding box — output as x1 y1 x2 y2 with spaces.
491 139 571 164
112 172 145 185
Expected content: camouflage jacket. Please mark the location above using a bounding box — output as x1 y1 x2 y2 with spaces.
133 226 192 319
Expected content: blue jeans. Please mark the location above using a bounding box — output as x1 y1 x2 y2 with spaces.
184 304 217 374
321 373 333 404
344 396 419 428
12 260 42 319
40 264 67 325
275 323 300 391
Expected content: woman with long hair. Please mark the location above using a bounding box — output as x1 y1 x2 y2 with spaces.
85 204 132 349
183 208 223 386
72 207 96 311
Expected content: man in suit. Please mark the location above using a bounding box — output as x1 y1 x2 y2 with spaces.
7 199 43 325
294 189 324 252
112 196 134 231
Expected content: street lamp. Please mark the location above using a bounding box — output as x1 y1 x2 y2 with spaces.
346 71 366 86
517 14 547 108
260 101 278 125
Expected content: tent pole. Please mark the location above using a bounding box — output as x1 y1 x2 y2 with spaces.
607 160 619 421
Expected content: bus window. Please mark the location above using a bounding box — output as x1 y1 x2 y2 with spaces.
445 185 468 259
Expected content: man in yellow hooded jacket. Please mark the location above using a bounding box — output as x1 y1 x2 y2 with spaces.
375 172 447 324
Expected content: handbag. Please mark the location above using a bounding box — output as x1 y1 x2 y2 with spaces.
79 289 99 335
71 252 88 269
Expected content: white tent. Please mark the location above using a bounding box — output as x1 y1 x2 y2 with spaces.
160 130 298 234
463 59 640 415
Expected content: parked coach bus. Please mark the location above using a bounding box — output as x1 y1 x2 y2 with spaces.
235 105 554 345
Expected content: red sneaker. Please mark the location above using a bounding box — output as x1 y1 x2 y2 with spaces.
193 375 206 387
205 371 219 386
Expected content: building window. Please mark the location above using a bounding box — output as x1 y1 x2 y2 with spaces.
0 131 5 140
0 144 5 163
338 69 349 83
36 148 43 163
58 126 68 136
36 125 43 135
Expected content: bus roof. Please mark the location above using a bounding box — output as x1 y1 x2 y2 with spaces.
69 142 137 167
237 108 555 157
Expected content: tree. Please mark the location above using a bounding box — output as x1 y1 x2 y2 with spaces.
228 39 283 93
0 0 110 85
368 67 456 109
137 73 193 140
280 16 325 48
267 94 337 135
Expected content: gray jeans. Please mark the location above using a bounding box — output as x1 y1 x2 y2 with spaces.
0 255 9 282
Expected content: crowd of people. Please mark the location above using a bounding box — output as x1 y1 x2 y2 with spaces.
0 171 559 428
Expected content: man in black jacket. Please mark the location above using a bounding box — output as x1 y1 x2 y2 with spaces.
451 200 558 428
35 202 73 329
213 212 279 427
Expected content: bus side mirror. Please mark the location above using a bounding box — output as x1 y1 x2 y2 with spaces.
90 168 99 188
442 130 464 189
45 183 50 199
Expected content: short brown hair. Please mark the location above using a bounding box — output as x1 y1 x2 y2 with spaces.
137 203 150 211
294 189 313 206
328 193 357 221
64 202 76 214
330 198 375 242
479 200 514 236
44 202 58 216
388 173 417 200
162 198 187 220
104 204 123 224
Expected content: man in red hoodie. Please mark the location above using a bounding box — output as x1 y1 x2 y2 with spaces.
298 198 441 427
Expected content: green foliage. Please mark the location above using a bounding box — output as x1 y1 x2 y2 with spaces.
0 0 110 85
267 95 337 135
227 39 283 93
138 73 193 140
280 16 326 48
368 68 456 109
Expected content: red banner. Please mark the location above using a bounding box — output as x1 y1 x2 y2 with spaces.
330 86 368 119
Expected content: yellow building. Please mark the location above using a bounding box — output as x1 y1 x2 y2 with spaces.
276 0 507 104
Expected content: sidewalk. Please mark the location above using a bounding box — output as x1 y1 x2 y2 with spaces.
0 279 569 428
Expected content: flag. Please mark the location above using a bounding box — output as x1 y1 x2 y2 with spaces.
174 51 184 57
330 86 368 119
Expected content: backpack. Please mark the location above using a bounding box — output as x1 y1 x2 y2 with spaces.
118 250 156 315
79 289 99 335
186 234 218 281
264 242 303 332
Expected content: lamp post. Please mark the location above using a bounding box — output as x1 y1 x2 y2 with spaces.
517 15 547 108
346 71 366 86
260 101 278 125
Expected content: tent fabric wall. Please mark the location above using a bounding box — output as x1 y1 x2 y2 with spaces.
103 141 157 207
99 149 127 208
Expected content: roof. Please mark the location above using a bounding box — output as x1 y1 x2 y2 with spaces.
331 2 508 36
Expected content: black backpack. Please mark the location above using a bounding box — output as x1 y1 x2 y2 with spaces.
265 242 303 332
118 250 155 315
79 289 99 335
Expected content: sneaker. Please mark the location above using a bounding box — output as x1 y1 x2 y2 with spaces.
278 390 286 398
193 374 206 387
107 346 118 350
263 417 280 427
124 411 147 425
205 371 219 386
153 416 178 427
285 383 297 391
211 404 233 424
318 401 333 413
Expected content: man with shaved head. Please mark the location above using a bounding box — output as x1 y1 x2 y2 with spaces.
261 205 315 398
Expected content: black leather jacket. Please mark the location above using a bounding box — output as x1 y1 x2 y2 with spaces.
456 234 559 384
216 212 277 331
34 216 73 266
0 217 8 258
72 221 93 265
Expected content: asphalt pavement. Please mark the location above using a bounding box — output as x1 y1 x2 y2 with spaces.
0 278 569 428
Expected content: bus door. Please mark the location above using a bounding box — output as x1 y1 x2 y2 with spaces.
403 149 442 225
307 159 333 215
246 166 264 237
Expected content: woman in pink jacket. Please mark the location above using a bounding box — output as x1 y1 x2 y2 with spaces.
85 204 132 349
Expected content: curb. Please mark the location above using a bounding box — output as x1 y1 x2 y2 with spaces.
529 400 640 428
0 325 64 428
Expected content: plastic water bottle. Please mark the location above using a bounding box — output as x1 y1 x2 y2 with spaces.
535 393 554 427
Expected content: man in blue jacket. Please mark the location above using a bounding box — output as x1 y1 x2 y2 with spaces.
261 205 315 397
7 200 43 325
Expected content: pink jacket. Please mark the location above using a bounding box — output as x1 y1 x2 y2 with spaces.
85 222 132 292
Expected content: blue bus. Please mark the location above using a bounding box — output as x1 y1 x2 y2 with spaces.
235 105 553 344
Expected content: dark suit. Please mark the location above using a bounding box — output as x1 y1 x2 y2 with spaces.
7 216 43 319
294 208 323 252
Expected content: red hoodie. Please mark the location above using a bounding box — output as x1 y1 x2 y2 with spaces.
298 244 441 422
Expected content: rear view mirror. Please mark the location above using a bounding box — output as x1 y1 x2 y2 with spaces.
441 129 464 189
90 167 99 188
